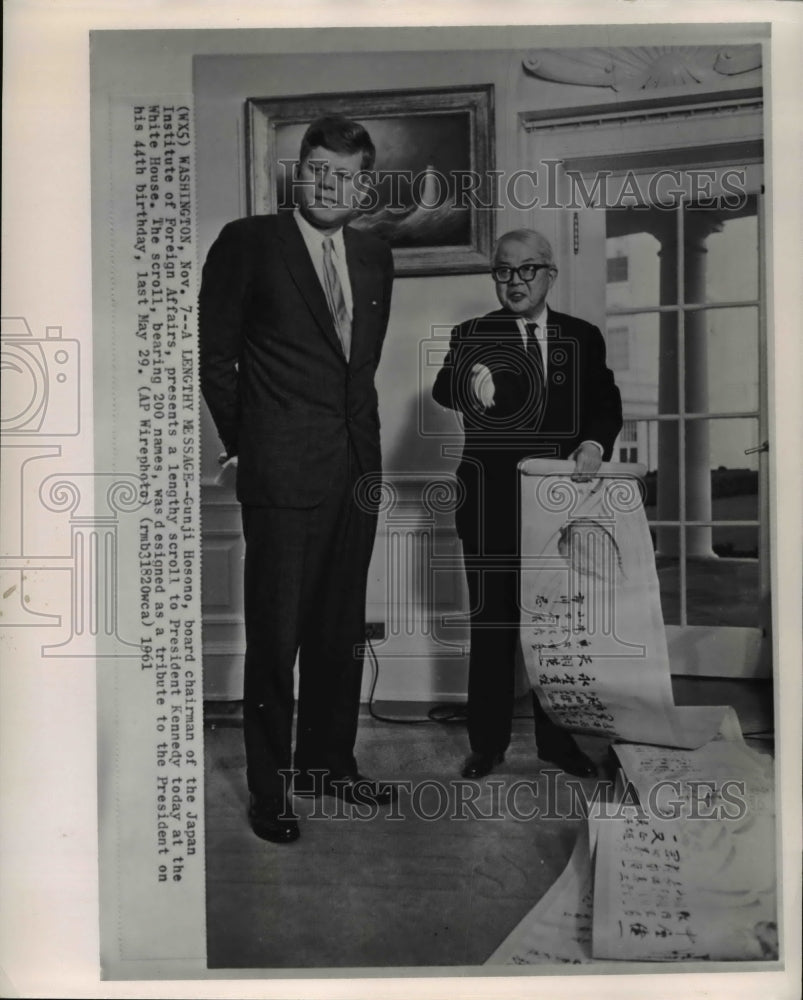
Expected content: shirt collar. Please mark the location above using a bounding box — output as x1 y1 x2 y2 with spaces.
528 304 549 330
293 207 346 253
515 304 549 341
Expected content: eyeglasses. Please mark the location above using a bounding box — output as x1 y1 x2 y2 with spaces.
491 263 552 283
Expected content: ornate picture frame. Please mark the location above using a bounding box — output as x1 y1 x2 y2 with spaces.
245 85 496 276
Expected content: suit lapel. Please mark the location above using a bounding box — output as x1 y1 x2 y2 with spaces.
343 227 374 369
274 214 346 361
544 307 560 366
543 308 570 430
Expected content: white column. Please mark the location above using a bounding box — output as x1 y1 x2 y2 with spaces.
656 212 722 558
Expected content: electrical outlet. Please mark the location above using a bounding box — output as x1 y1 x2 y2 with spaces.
365 621 385 641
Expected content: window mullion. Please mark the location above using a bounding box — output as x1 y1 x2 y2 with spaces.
677 202 687 628
607 298 761 318
757 190 771 627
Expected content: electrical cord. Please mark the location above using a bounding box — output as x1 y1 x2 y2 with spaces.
365 636 535 725
366 641 771 741
365 637 444 724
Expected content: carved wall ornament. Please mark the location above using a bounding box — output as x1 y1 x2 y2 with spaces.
523 45 762 93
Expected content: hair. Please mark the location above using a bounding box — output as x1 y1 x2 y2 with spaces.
298 115 377 171
493 229 555 266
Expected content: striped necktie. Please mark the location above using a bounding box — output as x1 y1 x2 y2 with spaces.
322 237 351 360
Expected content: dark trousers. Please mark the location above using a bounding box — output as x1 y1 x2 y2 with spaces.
241 457 377 799
462 543 561 757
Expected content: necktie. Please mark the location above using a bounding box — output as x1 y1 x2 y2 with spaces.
524 321 547 428
322 237 351 360
524 322 546 396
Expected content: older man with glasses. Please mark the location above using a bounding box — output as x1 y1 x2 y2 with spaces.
433 228 623 780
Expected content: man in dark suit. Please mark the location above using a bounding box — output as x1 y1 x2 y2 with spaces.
432 228 622 780
200 116 395 843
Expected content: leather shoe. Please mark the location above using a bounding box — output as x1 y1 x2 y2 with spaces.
248 794 300 843
537 740 597 778
294 769 398 806
461 751 505 779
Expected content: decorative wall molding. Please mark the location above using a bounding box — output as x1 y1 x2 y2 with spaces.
520 88 763 135
523 46 762 94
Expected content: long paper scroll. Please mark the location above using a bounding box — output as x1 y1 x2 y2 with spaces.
594 739 776 961
486 460 776 965
487 823 595 966
519 460 732 748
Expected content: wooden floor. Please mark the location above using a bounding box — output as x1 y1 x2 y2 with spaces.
204 682 773 971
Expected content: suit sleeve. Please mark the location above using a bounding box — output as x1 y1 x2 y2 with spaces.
374 241 395 366
432 322 470 411
580 324 623 460
198 221 249 457
432 320 532 420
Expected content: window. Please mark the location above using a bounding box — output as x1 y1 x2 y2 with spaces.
605 192 763 628
607 255 629 283
519 89 767 637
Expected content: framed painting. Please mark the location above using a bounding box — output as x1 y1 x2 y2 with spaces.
245 85 495 275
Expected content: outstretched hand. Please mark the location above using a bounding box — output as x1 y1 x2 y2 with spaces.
470 363 496 410
570 441 603 482
216 452 238 487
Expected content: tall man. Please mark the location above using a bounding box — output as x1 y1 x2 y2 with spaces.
433 229 622 780
200 116 395 843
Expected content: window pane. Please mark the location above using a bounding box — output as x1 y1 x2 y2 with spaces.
686 538 760 626
687 306 759 415
684 195 758 304
613 417 659 478
608 308 758 423
606 311 677 416
705 414 761 471
683 416 760 533
652 539 761 627
606 209 662 310
653 528 680 626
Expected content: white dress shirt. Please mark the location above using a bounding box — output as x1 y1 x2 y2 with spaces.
293 208 354 319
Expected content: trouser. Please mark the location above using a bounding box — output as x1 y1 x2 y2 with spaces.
240 458 377 799
461 544 561 756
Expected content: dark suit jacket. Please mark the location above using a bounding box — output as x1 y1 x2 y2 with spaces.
199 214 394 508
432 307 622 550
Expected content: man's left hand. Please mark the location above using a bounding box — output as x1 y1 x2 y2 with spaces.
570 441 603 482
